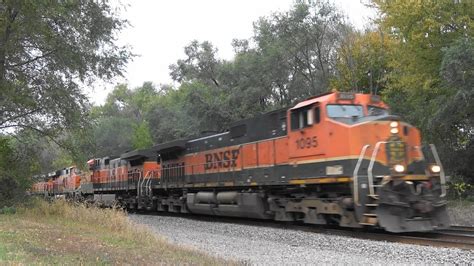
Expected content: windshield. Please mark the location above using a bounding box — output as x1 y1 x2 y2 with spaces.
367 105 388 116
326 105 364 118
368 106 389 116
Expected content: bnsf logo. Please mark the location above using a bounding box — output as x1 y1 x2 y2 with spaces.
204 149 240 170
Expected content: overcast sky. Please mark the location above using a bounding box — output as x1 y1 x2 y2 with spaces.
88 0 376 105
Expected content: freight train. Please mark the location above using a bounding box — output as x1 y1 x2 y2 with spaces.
31 91 450 232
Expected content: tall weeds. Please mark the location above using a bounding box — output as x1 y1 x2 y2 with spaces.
18 198 149 238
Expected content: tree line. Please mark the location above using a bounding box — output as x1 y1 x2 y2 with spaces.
0 0 472 203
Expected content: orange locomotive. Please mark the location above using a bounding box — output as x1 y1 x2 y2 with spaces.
31 167 82 197
31 91 449 232
83 152 160 206
143 91 449 232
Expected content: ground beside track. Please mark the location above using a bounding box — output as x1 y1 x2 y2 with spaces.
448 201 474 226
0 200 227 265
129 213 474 265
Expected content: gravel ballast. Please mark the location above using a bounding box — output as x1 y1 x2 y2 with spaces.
129 214 474 265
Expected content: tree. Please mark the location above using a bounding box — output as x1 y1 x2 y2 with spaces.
93 116 135 157
0 133 48 204
169 1 349 119
0 0 132 139
428 37 474 184
368 0 473 185
169 41 221 87
0 136 23 204
93 83 160 156
251 0 347 102
332 29 394 94
372 0 473 127
145 81 225 143
132 121 153 149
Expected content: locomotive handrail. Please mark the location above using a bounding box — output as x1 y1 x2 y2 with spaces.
140 171 146 196
145 171 153 196
353 144 371 206
141 171 145 195
429 144 447 197
367 141 389 197
136 171 142 197
140 171 150 196
136 171 140 196
145 171 150 196
143 171 148 195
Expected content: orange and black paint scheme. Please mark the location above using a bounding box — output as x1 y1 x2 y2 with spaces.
31 92 450 232
31 166 82 197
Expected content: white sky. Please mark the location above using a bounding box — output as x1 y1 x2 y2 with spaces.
88 0 376 105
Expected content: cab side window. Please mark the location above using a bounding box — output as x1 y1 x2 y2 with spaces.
314 107 320 124
291 105 320 130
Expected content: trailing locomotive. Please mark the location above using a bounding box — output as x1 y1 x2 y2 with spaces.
31 92 450 232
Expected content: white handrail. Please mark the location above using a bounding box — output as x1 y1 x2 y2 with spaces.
136 171 142 197
367 141 388 197
429 144 447 197
145 171 152 196
353 144 371 206
139 171 148 196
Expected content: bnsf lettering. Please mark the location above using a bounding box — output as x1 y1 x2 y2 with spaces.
205 149 240 170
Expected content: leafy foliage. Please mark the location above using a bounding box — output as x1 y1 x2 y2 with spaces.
0 0 131 139
428 37 474 183
361 0 473 185
92 83 160 156
332 29 394 94
132 121 153 150
0 0 131 201
371 0 473 127
0 135 37 205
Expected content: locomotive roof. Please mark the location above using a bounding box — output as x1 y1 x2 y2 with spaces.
291 91 388 110
121 148 156 160
152 139 187 154
291 91 334 110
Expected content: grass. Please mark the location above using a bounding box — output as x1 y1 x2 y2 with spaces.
0 199 229 265
448 200 474 226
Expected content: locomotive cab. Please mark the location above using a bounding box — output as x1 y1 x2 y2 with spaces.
120 148 160 210
288 102 325 160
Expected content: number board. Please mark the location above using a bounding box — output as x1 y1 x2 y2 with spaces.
295 136 318 149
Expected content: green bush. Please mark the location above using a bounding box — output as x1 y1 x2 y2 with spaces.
0 206 17 215
447 175 474 201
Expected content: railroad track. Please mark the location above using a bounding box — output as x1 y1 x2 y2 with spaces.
291 225 474 251
382 228 474 250
131 211 474 250
438 225 474 234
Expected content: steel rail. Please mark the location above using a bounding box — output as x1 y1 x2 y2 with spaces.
442 225 474 233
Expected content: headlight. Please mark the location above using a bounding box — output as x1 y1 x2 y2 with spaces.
390 121 398 128
393 164 405 173
430 165 441 173
390 128 399 134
